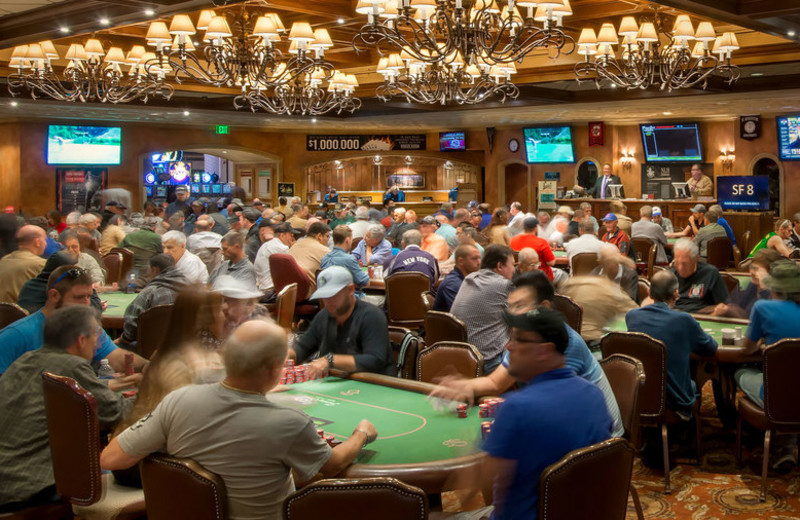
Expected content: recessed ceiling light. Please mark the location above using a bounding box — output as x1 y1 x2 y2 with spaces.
144 8 155 16
789 31 797 37
609 83 617 88
338 18 345 24
312 118 317 123
222 150 228 154
59 26 70 34
663 111 672 115
183 110 190 116
99 18 110 26
10 101 19 107
750 72 764 77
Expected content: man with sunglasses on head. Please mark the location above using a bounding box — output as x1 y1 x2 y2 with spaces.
0 265 146 384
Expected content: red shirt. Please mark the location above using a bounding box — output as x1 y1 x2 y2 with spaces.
602 229 631 255
509 233 555 280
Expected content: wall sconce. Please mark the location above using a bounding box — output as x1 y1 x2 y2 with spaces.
720 149 735 171
620 152 635 171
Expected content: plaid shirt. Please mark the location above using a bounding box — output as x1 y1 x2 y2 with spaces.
0 347 131 505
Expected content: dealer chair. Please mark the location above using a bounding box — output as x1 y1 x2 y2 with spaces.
423 310 468 348
706 236 732 270
137 304 173 359
416 341 483 383
140 454 227 520
41 373 146 520
600 332 703 494
736 339 800 501
388 326 421 380
0 302 28 329
538 438 635 520
385 272 431 330
570 252 599 276
552 294 582 334
101 253 124 285
283 477 427 520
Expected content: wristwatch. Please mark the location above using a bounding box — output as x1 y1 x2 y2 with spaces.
325 353 334 369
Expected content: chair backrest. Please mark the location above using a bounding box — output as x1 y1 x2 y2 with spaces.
424 310 468 347
637 277 650 304
275 283 298 330
350 237 363 252
283 477 427 520
552 294 583 334
385 272 431 328
416 341 484 383
0 301 28 329
422 291 435 311
706 236 732 270
137 304 174 359
101 252 124 285
600 331 667 420
762 339 800 426
110 247 136 276
141 454 228 520
570 252 599 276
539 438 634 520
599 354 645 447
630 237 656 278
388 326 422 380
741 229 752 255
78 232 100 256
719 272 738 295
269 254 311 301
40 372 102 507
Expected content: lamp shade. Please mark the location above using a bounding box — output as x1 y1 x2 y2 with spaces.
172 35 195 51
516 0 538 8
146 21 172 43
596 23 619 45
253 15 279 37
205 16 232 39
26 43 46 61
310 28 334 49
577 43 597 56
690 42 706 58
718 31 739 51
376 56 390 74
288 40 299 54
39 40 59 59
577 27 598 46
553 0 572 15
636 22 658 42
386 53 404 69
695 21 716 42
169 14 196 35
65 44 87 61
126 45 146 64
673 20 695 40
289 22 315 42
268 13 285 32
346 74 359 88
196 10 215 31
380 3 400 18
618 16 638 37
672 14 691 32
84 39 105 57
104 47 126 64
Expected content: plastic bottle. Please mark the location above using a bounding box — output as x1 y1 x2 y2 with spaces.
97 359 115 380
126 272 136 294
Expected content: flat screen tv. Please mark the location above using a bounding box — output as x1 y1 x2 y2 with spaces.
640 122 702 162
522 126 575 163
439 131 466 151
777 115 800 161
47 125 121 165
717 176 770 211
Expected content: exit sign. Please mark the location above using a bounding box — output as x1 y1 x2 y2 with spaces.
215 125 229 135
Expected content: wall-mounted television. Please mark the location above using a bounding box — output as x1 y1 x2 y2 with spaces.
717 176 770 211
47 125 122 165
439 131 466 151
777 115 800 161
522 126 575 163
640 122 703 162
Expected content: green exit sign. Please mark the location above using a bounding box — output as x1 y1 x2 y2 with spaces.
215 125 229 135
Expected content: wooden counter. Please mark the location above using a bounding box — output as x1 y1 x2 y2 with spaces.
318 190 451 216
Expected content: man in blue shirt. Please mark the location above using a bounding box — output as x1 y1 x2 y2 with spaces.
485 307 611 519
709 204 737 246
0 265 146 386
433 244 481 312
323 188 338 204
320 226 369 298
351 225 392 267
383 185 405 204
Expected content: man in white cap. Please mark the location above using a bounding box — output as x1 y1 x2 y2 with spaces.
290 266 394 378
213 275 271 337
651 206 674 234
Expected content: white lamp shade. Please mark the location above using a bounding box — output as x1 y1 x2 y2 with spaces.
26 43 46 60
196 10 215 31
386 53 404 69
288 40 299 54
146 22 172 43
84 39 105 57
376 56 390 73
126 45 146 64
380 3 400 18
310 28 334 49
673 20 695 40
554 0 572 15
516 0 538 8
577 28 598 45
11 45 29 59
577 43 597 56
104 47 126 64
172 35 195 51
537 0 564 9
695 22 717 42
65 44 87 61
672 14 691 32
691 42 706 58
347 74 359 87
39 40 59 59
597 23 618 45
718 31 739 51
205 16 232 39
289 22 315 42
618 16 638 37
169 14 196 35
253 15 278 37
636 22 658 42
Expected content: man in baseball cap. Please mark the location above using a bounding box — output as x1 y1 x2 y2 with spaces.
166 185 193 218
289 266 394 378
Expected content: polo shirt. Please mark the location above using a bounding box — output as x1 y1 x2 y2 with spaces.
432 268 465 312
0 310 117 374
436 224 458 249
747 299 800 346
509 234 555 280
209 257 256 288
484 368 611 520
672 262 729 313
254 237 290 292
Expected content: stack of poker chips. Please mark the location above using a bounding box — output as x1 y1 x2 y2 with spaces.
483 398 505 418
481 421 493 440
456 403 468 418
317 428 339 447
279 360 324 385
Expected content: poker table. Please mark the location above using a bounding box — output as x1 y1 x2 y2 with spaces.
605 314 749 344
275 373 486 494
101 291 137 329
553 250 568 266
726 272 751 290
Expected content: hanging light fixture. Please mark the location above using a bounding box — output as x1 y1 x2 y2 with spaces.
7 39 172 103
574 8 741 91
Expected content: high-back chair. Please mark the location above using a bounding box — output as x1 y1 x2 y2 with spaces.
570 252 600 276
416 341 483 383
539 438 635 520
140 454 227 520
630 237 656 279
388 326 422 380
0 302 28 329
423 310 468 347
137 304 174 359
736 339 800 501
269 254 317 320
110 247 137 278
275 283 298 330
552 294 583 334
637 277 651 304
385 272 431 329
283 477 427 520
101 253 124 285
706 236 732 270
600 331 702 494
40 373 146 520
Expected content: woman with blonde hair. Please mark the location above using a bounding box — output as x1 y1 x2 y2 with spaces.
486 208 510 246
748 219 796 259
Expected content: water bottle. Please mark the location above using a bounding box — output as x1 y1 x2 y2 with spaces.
125 272 136 294
97 359 115 381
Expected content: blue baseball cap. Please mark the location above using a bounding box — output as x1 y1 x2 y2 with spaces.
601 213 618 222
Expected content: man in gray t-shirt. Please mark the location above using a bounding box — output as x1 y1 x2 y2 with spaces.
101 320 377 520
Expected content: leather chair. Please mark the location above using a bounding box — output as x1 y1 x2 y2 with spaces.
740 230 752 256
350 237 363 252
570 252 599 276
0 302 28 329
552 294 582 334
137 304 174 359
274 283 298 330
416 341 483 383
283 477 427 520
600 332 702 494
40 373 146 520
637 277 651 305
109 247 136 278
78 233 101 261
388 326 422 380
269 254 318 320
600 354 646 520
631 237 656 279
140 454 227 520
736 339 800 501
719 272 739 295
423 310 468 347
385 272 431 329
706 236 732 270
538 438 635 520
422 291 435 311
101 253 124 285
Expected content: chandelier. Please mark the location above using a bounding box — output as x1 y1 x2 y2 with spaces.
376 50 519 104
7 39 172 103
574 11 741 91
235 70 362 115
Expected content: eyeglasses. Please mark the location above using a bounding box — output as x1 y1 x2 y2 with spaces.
52 267 86 286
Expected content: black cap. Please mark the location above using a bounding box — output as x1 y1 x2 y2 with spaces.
242 207 261 222
315 210 329 219
274 223 294 234
502 307 569 354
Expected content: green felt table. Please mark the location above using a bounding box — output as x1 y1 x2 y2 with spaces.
606 315 747 343
101 291 137 328
275 374 486 493
729 273 751 290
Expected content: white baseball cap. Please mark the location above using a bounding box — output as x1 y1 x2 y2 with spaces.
212 275 262 300
311 266 354 299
